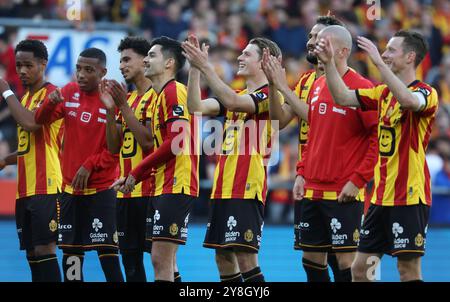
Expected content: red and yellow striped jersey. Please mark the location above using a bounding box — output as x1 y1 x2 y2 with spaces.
356 80 439 206
17 83 63 199
211 85 283 204
293 70 316 161
117 88 157 198
150 80 199 196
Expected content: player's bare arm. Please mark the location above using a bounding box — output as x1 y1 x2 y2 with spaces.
0 151 18 170
183 35 221 116
357 36 423 111
315 37 360 107
100 79 122 154
107 79 153 152
0 78 42 132
262 48 308 123
182 36 256 114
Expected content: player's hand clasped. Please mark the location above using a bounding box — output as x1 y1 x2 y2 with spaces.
110 175 136 194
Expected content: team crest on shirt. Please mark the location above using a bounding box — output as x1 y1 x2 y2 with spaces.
172 105 184 116
49 220 58 232
169 223 179 236
113 231 119 244
415 233 424 247
253 91 267 100
244 229 254 242
353 229 360 243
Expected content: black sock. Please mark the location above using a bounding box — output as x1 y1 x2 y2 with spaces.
98 249 124 282
34 254 61 282
27 255 39 282
174 271 182 282
62 250 85 282
242 267 265 282
327 253 341 282
302 258 331 282
121 251 146 282
220 272 243 282
339 267 352 282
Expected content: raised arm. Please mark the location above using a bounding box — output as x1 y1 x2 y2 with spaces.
357 36 423 111
262 49 308 122
182 36 256 114
187 67 221 116
261 48 297 128
0 78 41 132
315 37 360 107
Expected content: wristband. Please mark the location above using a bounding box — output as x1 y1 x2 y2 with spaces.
2 90 14 100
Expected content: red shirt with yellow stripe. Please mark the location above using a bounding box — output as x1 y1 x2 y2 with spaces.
296 69 378 201
35 82 119 195
211 85 283 204
356 80 438 206
17 83 63 199
117 88 157 198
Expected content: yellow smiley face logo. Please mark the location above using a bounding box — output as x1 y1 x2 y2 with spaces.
299 120 309 144
121 129 137 158
17 127 30 156
222 126 239 154
379 126 395 157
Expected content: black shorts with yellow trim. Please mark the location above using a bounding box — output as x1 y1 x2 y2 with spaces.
203 198 264 254
57 189 119 251
146 194 194 245
294 198 364 253
16 194 59 251
358 203 429 258
117 196 154 253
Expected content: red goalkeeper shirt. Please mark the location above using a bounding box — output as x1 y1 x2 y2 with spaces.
297 69 378 197
35 82 119 195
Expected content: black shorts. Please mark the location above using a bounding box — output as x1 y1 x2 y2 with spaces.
294 199 364 252
117 197 153 253
145 194 194 245
203 199 265 253
15 194 59 251
57 189 119 251
358 203 429 258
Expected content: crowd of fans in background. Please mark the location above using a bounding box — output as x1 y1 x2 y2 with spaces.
1 0 450 223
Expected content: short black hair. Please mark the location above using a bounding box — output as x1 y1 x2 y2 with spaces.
15 39 48 61
79 47 107 66
150 36 185 73
316 15 344 27
117 36 151 57
394 30 428 67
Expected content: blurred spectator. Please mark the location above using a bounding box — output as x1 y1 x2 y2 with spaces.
178 13 217 45
217 13 249 51
0 30 23 97
268 7 307 57
433 54 450 105
139 0 169 40
153 1 189 40
427 139 444 181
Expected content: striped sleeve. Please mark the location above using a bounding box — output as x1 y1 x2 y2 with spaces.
355 85 383 111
